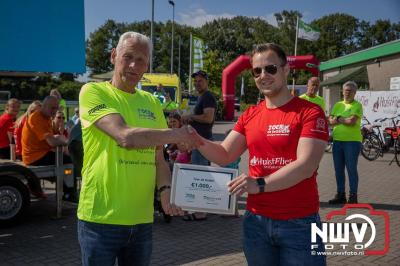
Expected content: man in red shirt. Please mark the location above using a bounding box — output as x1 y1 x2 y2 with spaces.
0 98 21 159
197 43 328 265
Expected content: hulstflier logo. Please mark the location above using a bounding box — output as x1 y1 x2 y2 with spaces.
249 156 292 169
311 204 390 256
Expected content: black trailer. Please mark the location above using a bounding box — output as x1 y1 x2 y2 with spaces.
0 147 74 226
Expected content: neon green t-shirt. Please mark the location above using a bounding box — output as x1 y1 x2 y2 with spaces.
78 81 167 225
59 98 67 118
153 91 165 103
331 100 363 142
299 94 325 112
162 101 178 111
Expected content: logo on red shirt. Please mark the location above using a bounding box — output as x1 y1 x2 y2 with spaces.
266 124 290 136
311 118 327 134
250 156 293 169
316 118 326 130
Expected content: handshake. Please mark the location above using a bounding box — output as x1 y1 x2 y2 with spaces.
172 125 204 151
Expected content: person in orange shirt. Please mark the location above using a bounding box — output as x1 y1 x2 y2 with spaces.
0 98 21 159
14 100 42 160
21 96 70 166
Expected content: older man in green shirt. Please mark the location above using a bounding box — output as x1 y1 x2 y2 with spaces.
328 81 363 205
299 77 325 113
78 31 202 266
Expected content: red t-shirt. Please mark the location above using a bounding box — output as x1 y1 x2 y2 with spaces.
14 116 27 156
233 97 328 220
0 113 15 148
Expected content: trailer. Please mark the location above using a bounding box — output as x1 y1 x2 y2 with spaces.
0 147 74 226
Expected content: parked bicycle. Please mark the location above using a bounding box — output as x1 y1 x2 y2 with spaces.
361 115 400 167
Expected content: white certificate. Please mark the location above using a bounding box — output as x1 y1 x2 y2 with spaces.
170 163 238 215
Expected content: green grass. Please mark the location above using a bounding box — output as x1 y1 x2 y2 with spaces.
1 102 78 119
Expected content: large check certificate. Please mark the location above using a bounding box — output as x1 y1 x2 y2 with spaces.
170 163 238 215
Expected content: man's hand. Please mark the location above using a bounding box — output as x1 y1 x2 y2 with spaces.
228 173 260 196
181 114 192 124
54 134 68 143
46 134 68 147
160 189 184 216
328 116 339 126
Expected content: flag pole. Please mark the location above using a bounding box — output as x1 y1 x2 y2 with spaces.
292 16 299 96
189 33 193 94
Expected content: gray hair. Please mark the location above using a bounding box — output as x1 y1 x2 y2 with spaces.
50 89 61 99
42 95 58 106
343 81 358 91
116 31 152 59
308 76 320 84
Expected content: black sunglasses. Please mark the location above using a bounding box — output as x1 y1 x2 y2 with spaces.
251 64 282 78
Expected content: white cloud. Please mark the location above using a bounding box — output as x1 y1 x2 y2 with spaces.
179 8 235 27
178 9 280 28
302 11 311 21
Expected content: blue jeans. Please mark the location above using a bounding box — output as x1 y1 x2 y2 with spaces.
191 149 210 166
332 141 361 194
243 211 326 266
78 220 152 266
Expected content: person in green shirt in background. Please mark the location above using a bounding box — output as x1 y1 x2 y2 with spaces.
328 81 363 205
162 92 179 116
299 77 326 113
77 31 202 266
153 83 166 103
50 89 67 119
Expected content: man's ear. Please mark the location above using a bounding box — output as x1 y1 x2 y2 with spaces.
110 48 116 65
283 64 290 76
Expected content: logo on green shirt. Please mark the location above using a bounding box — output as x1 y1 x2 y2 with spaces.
88 104 107 115
138 108 156 120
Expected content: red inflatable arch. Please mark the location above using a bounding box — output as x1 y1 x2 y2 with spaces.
221 54 320 120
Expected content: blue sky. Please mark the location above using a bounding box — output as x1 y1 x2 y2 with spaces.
84 0 400 38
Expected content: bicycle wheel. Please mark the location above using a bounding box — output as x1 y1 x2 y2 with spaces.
361 133 382 161
325 140 332 152
394 139 400 167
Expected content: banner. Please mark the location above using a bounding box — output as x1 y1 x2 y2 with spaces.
298 20 320 41
191 35 204 73
355 90 400 129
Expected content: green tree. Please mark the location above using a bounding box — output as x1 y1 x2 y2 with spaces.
56 81 84 100
312 13 359 61
274 10 302 55
356 20 373 49
86 20 123 74
369 20 398 45
203 50 224 97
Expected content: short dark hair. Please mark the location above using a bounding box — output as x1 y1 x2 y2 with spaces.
168 111 181 121
249 43 287 66
191 70 208 80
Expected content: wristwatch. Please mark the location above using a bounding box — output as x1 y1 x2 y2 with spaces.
256 178 266 193
158 185 171 194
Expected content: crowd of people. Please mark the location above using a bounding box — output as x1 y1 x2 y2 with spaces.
0 30 366 266
0 90 83 200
